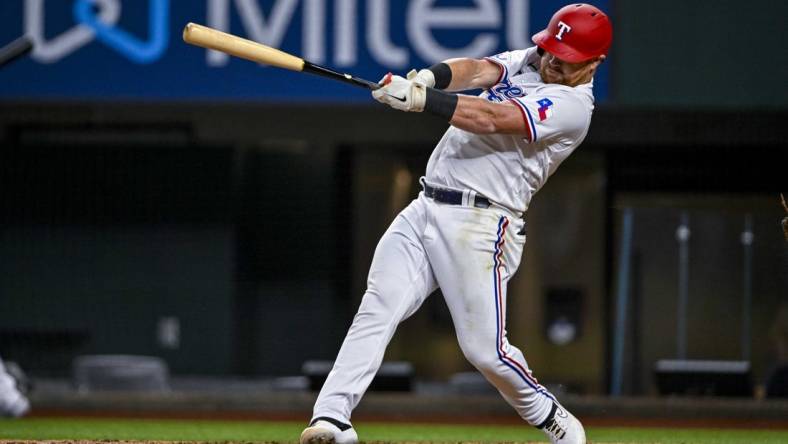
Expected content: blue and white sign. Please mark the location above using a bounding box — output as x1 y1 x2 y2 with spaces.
0 0 610 101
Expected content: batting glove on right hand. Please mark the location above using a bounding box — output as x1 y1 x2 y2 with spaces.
406 68 436 88
372 73 426 112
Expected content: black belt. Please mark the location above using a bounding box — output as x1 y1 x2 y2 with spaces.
423 183 491 209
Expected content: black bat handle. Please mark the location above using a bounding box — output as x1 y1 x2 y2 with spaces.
0 36 34 69
303 61 381 91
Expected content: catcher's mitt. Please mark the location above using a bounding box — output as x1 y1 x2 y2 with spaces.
782 193 788 241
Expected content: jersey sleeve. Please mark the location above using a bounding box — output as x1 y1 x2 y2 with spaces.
508 89 591 146
483 48 532 84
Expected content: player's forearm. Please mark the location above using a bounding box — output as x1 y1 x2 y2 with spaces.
447 95 525 135
438 58 501 91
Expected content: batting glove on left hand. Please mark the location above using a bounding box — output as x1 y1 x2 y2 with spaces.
372 73 426 112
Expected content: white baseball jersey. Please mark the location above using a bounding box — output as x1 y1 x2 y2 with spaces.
425 46 595 213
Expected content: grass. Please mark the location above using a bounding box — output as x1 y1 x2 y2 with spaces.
1 418 787 444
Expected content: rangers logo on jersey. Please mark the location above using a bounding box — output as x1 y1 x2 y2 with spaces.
537 98 554 121
487 80 524 102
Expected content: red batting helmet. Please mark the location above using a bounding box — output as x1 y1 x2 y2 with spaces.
532 3 613 63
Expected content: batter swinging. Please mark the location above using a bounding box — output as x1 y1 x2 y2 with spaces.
301 4 612 444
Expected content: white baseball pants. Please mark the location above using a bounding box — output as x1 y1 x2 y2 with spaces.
312 193 555 426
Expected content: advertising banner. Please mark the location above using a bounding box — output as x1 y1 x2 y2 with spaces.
0 1 610 101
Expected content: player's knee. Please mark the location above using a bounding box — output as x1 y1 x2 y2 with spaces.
459 342 500 374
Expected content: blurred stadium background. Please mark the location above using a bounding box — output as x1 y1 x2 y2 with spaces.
0 0 787 425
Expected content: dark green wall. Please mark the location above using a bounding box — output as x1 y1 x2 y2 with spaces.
0 142 349 376
0 226 235 375
0 144 237 375
614 0 788 108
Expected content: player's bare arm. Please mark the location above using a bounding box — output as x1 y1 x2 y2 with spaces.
449 96 527 135
372 76 527 136
440 58 503 91
405 58 501 92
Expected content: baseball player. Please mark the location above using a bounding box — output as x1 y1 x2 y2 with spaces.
0 356 29 418
300 4 612 444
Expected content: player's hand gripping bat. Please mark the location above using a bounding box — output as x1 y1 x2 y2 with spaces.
182 23 380 90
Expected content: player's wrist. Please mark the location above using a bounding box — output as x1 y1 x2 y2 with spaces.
428 63 452 90
424 88 458 120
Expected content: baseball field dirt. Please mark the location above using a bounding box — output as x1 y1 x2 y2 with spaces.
3 418 788 444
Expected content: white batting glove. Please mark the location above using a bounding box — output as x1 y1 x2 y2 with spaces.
406 68 436 88
372 73 426 112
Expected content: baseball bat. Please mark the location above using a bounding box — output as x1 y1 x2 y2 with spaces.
0 36 33 69
182 23 380 90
